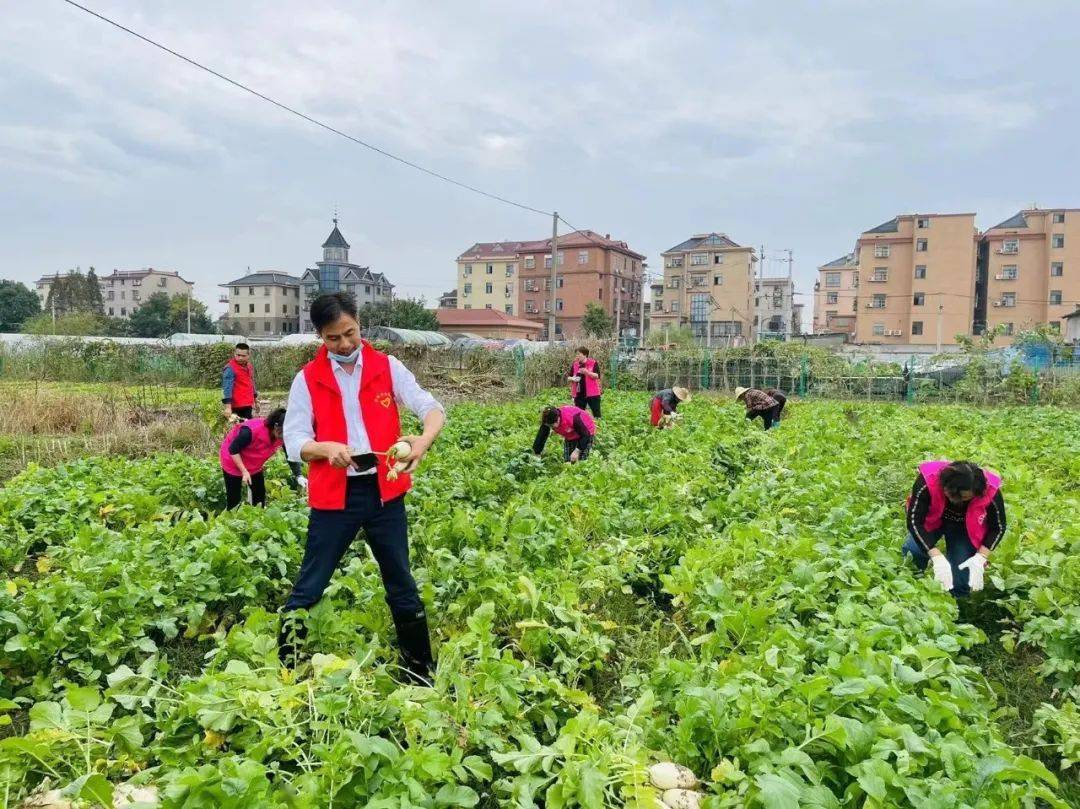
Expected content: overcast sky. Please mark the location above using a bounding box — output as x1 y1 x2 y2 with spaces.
2 1 1078 317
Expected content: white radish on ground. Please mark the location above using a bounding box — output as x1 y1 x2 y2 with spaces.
661 788 703 809
648 762 698 790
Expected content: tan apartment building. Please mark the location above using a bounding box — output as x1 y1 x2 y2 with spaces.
99 268 194 319
220 272 302 336
854 214 978 346
979 208 1079 342
455 242 520 314
516 231 644 339
651 233 756 344
813 252 859 335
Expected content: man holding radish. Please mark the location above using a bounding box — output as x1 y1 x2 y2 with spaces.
903 460 1006 597
567 346 602 418
533 405 595 462
280 292 445 681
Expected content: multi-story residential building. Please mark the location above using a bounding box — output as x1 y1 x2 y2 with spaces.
651 233 756 344
438 289 458 308
455 242 520 314
813 252 859 334
298 219 393 330
99 268 194 319
855 213 978 345
516 231 645 339
219 272 302 336
755 277 795 340
978 208 1079 342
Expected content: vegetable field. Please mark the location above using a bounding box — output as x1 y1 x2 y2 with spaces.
1 394 1078 807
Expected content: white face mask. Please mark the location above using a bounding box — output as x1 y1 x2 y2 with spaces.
328 346 360 363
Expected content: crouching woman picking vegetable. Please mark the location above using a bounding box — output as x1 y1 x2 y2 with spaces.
219 407 303 508
650 386 690 428
280 292 445 681
902 460 1006 597
533 405 596 463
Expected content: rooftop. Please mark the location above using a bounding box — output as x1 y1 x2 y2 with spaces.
820 252 858 269
987 211 1029 231
457 241 527 261
863 217 899 234
436 308 543 331
322 222 350 250
99 268 192 283
220 272 302 288
663 233 742 253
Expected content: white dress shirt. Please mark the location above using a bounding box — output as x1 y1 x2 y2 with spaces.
283 353 444 476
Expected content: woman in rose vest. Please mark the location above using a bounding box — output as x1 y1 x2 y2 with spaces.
219 408 301 508
533 405 596 463
567 347 602 418
903 460 1006 597
280 293 445 680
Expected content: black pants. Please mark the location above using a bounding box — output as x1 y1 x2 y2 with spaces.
231 405 254 419
283 475 422 620
573 394 602 419
562 434 593 462
224 470 265 508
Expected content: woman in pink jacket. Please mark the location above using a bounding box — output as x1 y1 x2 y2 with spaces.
533 405 596 463
567 347 602 418
219 407 301 508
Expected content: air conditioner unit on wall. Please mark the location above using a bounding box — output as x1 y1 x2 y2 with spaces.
892 329 903 336
992 301 1001 307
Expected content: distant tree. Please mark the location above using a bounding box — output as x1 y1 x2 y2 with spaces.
127 293 173 338
168 295 215 334
0 280 41 332
646 325 696 348
581 302 615 338
23 311 106 336
357 297 438 331
44 269 104 316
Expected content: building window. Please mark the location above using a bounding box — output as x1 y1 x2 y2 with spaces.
913 292 925 306
482 264 491 275
1002 322 1014 336
556 299 564 311
1052 234 1065 249
485 283 493 294
506 263 515 276
264 287 270 295
120 291 126 300
1001 239 1019 254
826 292 838 304
505 304 513 314
872 322 885 336
524 257 535 269
915 265 927 279
916 239 928 252
917 217 930 229
282 305 288 315
825 272 841 288
872 268 888 282
463 283 472 295
557 276 564 288
713 274 723 286
295 305 300 315
578 250 588 264
525 300 537 313
667 257 684 268
712 254 723 265
107 291 114 300
1051 262 1063 277
1053 212 1065 224
544 255 552 269
264 321 271 333
463 304 472 310
108 307 114 316
234 304 239 313
1050 290 1063 305
912 321 924 335
691 253 708 266
874 245 890 258
1002 292 1016 307
999 265 1018 280
233 286 239 295
120 307 126 315
249 304 255 313
248 286 254 295
463 264 472 275
262 303 268 313
484 303 492 310
872 294 886 308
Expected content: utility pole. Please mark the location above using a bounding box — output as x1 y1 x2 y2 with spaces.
187 295 192 333
638 264 647 347
936 296 944 353
756 245 765 344
549 212 558 342
614 257 621 341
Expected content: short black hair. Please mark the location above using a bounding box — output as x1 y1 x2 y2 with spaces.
939 461 987 497
235 342 250 351
541 406 561 426
310 292 358 333
265 407 286 434
576 346 590 356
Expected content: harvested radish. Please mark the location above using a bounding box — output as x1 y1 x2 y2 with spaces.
661 789 703 809
19 791 73 809
114 784 160 806
649 762 698 790
385 440 413 481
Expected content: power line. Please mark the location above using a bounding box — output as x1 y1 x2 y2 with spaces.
59 0 553 219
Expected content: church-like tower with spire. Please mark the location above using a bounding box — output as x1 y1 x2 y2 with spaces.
299 217 395 332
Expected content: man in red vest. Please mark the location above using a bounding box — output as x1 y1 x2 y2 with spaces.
280 293 445 682
222 343 258 420
903 460 1006 597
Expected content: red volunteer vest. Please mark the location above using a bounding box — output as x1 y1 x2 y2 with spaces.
570 358 602 399
219 418 281 475
554 406 596 441
228 359 256 407
918 460 1002 549
302 343 411 509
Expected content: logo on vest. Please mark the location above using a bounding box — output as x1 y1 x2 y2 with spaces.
375 392 393 409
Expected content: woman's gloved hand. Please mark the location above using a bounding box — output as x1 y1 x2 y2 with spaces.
930 553 954 591
958 553 987 592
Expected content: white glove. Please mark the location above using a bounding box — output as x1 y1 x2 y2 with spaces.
930 553 953 591
958 553 987 592
296 476 308 491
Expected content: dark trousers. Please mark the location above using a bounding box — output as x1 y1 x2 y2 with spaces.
224 470 265 508
562 434 593 462
284 475 422 619
902 531 977 597
750 404 783 429
573 394 602 419
232 405 254 419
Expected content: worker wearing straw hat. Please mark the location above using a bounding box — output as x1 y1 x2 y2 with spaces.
735 386 786 430
650 386 690 428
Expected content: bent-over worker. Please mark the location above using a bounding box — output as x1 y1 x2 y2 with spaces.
650 386 690 427
533 405 596 463
736 387 786 429
219 407 303 508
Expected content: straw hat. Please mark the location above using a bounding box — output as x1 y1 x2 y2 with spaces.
672 386 691 402
734 386 749 400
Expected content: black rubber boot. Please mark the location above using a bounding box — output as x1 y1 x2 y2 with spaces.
393 610 435 686
277 613 308 668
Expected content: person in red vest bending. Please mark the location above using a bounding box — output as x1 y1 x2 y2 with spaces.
219 408 303 509
533 405 596 463
222 343 258 420
280 293 445 680
567 347 602 418
903 460 1006 597
650 386 690 428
